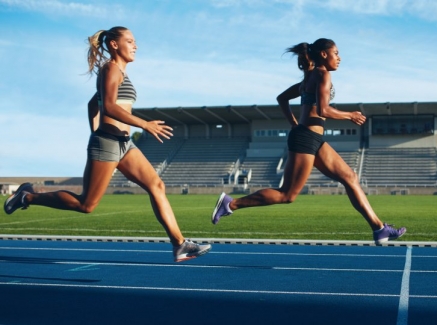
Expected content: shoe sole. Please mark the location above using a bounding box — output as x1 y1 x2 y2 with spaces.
4 182 32 215
211 192 226 224
174 245 212 262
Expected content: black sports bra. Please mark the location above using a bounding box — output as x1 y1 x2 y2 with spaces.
299 85 335 127
300 84 335 106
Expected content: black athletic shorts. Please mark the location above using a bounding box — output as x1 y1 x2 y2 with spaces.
287 124 325 155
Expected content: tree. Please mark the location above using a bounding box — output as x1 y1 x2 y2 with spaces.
131 131 142 144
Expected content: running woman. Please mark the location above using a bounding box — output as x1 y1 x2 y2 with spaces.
4 26 211 262
211 38 406 245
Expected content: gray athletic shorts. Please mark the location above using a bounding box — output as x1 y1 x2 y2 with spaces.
87 129 137 162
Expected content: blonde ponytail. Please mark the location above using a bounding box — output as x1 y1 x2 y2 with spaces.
86 26 128 75
86 30 108 75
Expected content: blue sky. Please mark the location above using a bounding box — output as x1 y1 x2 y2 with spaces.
1 0 436 177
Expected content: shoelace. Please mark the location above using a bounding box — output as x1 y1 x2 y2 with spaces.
385 224 400 235
184 240 198 252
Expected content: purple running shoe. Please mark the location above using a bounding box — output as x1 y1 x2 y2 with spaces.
4 182 34 215
373 223 406 245
211 192 233 225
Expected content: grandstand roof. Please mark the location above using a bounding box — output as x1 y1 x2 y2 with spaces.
133 101 437 126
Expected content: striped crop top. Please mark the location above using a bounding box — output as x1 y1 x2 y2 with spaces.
97 71 137 105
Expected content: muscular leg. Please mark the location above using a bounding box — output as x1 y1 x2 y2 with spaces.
314 143 383 231
25 159 117 213
230 152 315 210
117 148 184 246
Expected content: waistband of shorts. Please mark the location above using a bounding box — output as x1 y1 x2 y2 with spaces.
305 117 325 127
94 129 130 142
295 124 323 137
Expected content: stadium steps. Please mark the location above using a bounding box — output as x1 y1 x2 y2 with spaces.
242 156 283 187
109 136 185 187
160 137 250 186
305 150 361 187
361 147 437 187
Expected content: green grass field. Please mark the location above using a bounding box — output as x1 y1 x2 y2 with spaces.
0 194 436 242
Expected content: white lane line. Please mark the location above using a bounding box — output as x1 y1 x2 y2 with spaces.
1 281 436 299
67 263 100 272
0 259 414 273
0 246 412 257
3 257 435 273
0 281 401 297
1 246 437 273
409 295 437 299
397 246 412 325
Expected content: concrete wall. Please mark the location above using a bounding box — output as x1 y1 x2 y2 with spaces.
11 184 435 196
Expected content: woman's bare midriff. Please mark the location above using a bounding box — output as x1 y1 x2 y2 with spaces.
99 103 132 136
299 104 325 135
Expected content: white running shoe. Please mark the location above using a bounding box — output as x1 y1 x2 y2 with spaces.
173 239 211 262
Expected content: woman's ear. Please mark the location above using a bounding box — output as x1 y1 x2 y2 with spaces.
320 50 327 59
109 39 118 50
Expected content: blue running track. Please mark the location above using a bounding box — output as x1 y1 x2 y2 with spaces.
0 236 436 325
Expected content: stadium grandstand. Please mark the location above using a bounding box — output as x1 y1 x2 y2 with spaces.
121 101 437 195
1 101 436 195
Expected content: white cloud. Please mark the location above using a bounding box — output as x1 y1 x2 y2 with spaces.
323 0 437 20
210 0 306 8
1 0 93 14
324 0 405 15
210 0 241 8
0 0 126 18
409 0 437 21
208 0 434 19
208 0 306 26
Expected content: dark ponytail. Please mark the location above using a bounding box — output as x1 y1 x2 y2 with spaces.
286 38 336 71
285 42 312 71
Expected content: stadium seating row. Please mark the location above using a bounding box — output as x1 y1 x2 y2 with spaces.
108 137 437 188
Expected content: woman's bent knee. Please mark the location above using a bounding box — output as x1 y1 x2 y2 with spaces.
283 196 297 204
81 206 94 214
148 178 166 195
341 170 360 187
279 190 298 204
78 200 99 214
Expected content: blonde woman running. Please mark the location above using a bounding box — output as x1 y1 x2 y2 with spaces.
5 26 211 262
